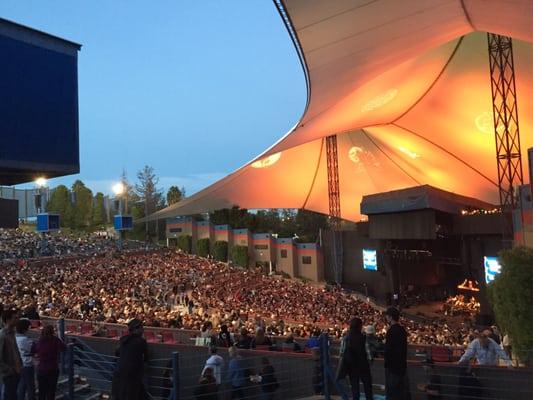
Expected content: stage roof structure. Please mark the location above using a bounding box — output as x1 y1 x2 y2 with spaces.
147 0 533 223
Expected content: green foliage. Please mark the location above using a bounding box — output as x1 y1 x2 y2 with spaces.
166 186 184 205
71 180 93 230
208 207 328 242
232 245 249 268
91 192 107 227
197 238 210 258
488 246 533 364
46 185 72 228
133 165 165 237
213 241 228 262
177 235 192 253
293 209 329 242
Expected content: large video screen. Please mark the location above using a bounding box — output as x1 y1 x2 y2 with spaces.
484 256 502 283
363 249 378 271
0 28 79 183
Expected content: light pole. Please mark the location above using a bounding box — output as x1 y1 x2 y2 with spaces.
112 182 125 250
35 177 48 255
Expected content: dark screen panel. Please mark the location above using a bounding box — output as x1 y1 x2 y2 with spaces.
0 32 79 183
0 198 18 228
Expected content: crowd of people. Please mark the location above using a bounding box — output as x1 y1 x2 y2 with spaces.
0 245 478 347
0 228 122 261
441 295 480 318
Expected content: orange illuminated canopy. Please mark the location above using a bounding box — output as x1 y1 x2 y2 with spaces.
145 0 533 223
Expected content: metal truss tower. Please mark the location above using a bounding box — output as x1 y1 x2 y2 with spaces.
488 33 524 210
326 135 343 283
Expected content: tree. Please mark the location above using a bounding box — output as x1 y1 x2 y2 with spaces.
71 180 93 230
46 185 72 227
294 209 329 242
92 192 106 227
213 241 228 262
197 238 210 257
134 165 164 238
232 245 249 268
488 246 533 364
167 186 184 205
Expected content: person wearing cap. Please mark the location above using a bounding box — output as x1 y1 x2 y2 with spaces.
112 318 149 400
384 307 411 400
364 325 384 360
458 330 511 367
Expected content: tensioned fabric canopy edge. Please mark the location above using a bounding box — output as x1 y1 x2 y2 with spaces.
142 0 533 223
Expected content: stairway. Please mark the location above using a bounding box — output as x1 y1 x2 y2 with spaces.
54 374 109 400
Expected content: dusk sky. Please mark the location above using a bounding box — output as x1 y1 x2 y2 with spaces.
0 1 305 195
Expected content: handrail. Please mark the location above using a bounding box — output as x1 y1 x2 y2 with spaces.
70 336 115 382
37 316 466 353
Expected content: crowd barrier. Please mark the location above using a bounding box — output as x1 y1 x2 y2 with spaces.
27 328 532 400
34 316 466 364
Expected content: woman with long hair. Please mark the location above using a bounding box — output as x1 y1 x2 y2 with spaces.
337 317 373 400
34 325 66 400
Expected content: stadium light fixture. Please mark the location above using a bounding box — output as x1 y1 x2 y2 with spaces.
35 177 47 188
112 182 125 196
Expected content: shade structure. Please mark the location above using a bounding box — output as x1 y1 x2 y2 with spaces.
146 0 533 222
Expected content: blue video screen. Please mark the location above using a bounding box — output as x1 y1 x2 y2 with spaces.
484 256 502 283
363 249 378 271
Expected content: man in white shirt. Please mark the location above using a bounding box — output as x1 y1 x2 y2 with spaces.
458 331 512 367
202 346 224 387
15 318 35 400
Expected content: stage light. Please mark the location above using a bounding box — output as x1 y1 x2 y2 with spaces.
348 146 363 163
475 111 505 135
457 279 480 292
35 177 47 188
112 182 125 196
361 89 398 113
251 152 281 169
398 146 420 159
475 111 492 134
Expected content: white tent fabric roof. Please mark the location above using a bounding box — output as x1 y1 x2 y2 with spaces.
147 0 533 222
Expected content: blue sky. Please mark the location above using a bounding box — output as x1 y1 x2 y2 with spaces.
0 1 305 196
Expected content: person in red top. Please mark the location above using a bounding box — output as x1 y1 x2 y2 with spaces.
33 325 66 400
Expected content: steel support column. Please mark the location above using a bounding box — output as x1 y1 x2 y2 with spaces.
488 33 524 207
326 135 343 283
487 33 524 240
326 135 341 224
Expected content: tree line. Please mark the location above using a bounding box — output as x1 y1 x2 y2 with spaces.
45 165 331 242
46 165 184 235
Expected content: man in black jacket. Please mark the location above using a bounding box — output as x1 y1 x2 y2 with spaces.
112 318 149 400
384 307 411 400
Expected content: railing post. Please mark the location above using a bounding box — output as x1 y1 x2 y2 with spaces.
172 351 180 400
67 343 75 400
320 333 330 400
58 318 66 374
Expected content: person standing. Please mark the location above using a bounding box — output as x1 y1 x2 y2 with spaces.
337 317 373 400
0 310 22 400
112 319 149 400
259 357 279 400
34 325 66 400
194 367 218 400
202 346 224 389
384 307 411 400
227 347 246 399
15 319 35 400
458 330 511 367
